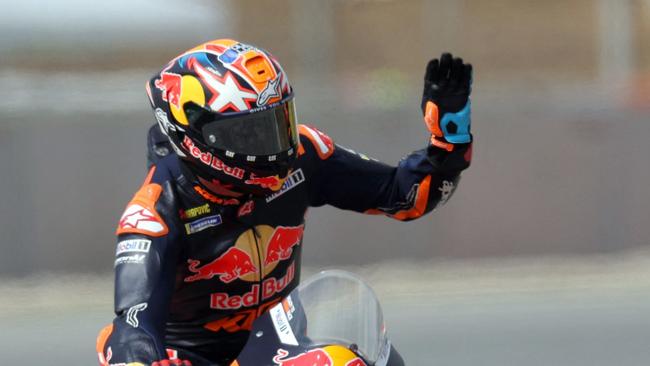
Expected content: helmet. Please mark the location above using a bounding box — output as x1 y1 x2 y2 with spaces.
146 39 298 196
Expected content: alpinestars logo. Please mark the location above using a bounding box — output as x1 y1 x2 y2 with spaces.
118 205 165 234
126 303 148 328
257 77 281 106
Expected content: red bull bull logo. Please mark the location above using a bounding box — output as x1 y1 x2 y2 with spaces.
273 349 333 366
185 247 257 283
245 174 284 189
154 71 183 109
264 225 304 265
185 224 303 284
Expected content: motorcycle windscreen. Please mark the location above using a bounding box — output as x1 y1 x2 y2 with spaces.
201 100 298 156
289 270 391 365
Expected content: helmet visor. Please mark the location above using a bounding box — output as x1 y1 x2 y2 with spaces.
201 100 298 156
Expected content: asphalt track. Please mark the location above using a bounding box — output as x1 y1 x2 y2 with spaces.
2 251 650 365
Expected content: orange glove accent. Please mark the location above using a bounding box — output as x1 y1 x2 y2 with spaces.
424 101 455 152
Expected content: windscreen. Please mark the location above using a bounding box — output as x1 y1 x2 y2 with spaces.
288 270 390 365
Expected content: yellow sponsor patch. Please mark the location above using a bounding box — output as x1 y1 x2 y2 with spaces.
183 203 211 219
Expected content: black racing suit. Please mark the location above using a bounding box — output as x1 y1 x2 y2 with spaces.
96 123 471 365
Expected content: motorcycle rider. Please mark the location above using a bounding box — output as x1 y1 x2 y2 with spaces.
96 39 473 366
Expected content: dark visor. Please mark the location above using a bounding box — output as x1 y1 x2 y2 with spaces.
200 100 297 156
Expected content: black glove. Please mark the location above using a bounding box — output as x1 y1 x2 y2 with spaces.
421 53 473 152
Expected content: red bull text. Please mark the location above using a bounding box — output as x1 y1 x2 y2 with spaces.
210 262 295 310
182 136 246 179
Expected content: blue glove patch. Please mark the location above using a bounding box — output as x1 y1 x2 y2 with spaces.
440 101 471 144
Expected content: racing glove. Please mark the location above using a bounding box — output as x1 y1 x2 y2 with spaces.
421 53 472 152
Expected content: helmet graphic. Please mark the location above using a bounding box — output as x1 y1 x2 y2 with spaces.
146 39 298 195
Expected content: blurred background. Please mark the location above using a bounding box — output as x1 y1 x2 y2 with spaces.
1 0 649 364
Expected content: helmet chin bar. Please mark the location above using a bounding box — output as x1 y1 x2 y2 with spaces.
179 151 294 199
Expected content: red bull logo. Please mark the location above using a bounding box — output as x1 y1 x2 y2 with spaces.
185 247 257 283
183 136 246 179
245 174 284 189
154 71 183 109
273 349 333 366
210 262 295 310
264 225 304 265
185 224 303 284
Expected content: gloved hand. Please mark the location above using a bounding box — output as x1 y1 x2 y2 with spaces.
421 53 473 152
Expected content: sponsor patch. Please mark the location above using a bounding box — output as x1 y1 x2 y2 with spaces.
204 298 280 333
182 136 245 179
116 239 151 256
209 262 295 309
180 203 211 219
282 295 296 321
114 254 146 266
270 302 299 346
266 169 305 202
185 214 222 234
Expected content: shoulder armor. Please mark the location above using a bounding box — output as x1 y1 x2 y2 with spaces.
116 167 170 237
298 124 335 160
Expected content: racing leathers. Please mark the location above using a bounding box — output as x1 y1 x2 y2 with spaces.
96 123 472 366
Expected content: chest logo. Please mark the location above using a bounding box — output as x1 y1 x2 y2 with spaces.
185 247 257 283
184 224 304 284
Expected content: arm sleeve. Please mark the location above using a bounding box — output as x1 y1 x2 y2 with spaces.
101 166 182 364
304 125 471 221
